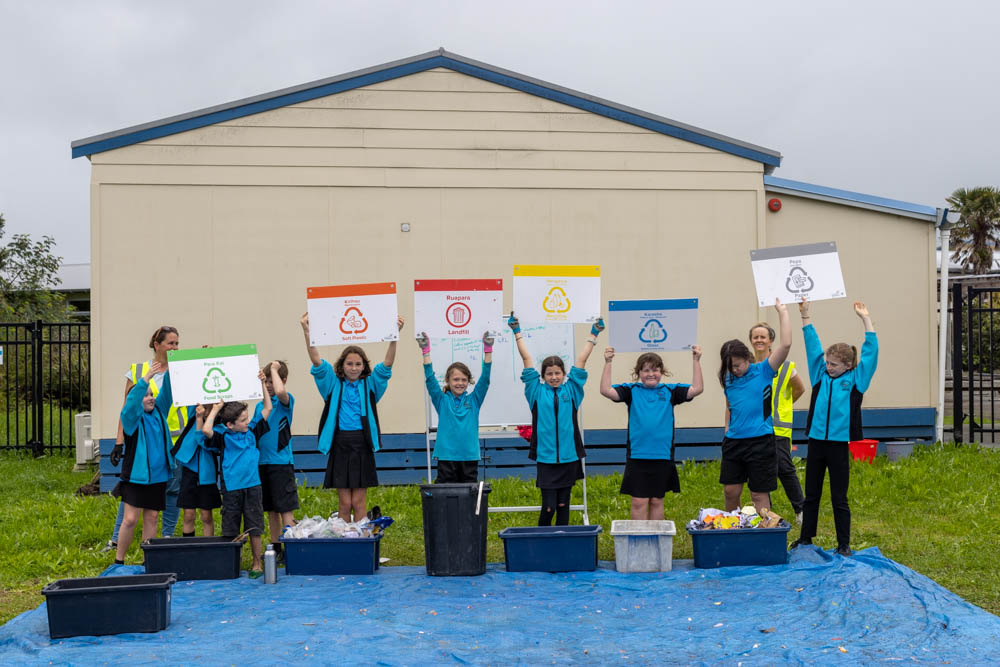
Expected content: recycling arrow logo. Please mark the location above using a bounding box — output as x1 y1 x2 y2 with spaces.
202 367 232 394
542 287 571 314
339 306 369 334
785 266 815 294
638 318 668 344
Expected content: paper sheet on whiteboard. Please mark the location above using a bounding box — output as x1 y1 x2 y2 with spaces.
750 242 846 306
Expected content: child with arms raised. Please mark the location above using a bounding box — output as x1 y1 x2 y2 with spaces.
600 346 703 520
172 403 221 536
417 331 493 483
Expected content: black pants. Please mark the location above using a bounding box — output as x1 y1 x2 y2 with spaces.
773 436 805 514
800 439 850 547
539 487 572 526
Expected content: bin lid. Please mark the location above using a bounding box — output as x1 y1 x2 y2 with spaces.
42 573 177 596
142 536 246 550
610 520 676 536
498 525 602 539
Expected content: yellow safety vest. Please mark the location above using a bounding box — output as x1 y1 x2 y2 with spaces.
771 360 795 439
130 361 188 445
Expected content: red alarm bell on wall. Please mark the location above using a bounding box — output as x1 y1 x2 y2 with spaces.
768 198 782 212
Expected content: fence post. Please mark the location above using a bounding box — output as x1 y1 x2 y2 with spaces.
28 320 44 456
952 282 963 443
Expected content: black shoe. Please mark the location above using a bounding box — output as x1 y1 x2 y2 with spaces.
835 545 852 557
788 538 812 550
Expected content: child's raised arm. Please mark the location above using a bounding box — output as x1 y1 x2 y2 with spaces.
384 316 404 368
195 404 206 432
268 361 289 407
599 347 621 401
687 345 704 399
767 299 792 373
575 318 605 369
508 313 533 369
855 301 875 333
202 401 223 438
482 330 493 365
853 301 879 392
300 313 322 367
258 370 273 421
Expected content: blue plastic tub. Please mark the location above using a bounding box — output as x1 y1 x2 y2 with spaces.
41 573 176 639
687 521 791 568
142 536 246 580
498 525 602 572
279 535 382 575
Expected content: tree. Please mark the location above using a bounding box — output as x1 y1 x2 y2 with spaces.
0 212 72 321
947 186 1000 275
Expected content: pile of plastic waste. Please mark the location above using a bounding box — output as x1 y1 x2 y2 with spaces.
282 513 394 539
686 505 783 530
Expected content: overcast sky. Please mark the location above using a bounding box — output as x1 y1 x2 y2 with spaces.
1 1 997 264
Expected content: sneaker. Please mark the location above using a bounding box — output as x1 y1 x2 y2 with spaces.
835 545 852 557
248 569 264 579
99 540 117 554
795 512 803 525
788 538 812 550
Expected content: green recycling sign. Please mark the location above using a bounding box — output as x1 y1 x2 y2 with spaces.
167 344 263 407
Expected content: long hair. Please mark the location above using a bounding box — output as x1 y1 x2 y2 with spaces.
718 339 753 387
334 346 372 380
632 352 671 380
442 362 473 394
826 343 858 369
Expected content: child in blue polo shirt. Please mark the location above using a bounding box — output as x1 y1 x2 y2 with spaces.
254 360 297 561
417 331 493 483
202 371 272 578
172 403 221 536
599 345 704 520
509 313 603 526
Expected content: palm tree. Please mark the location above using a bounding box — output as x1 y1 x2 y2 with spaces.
947 186 1000 274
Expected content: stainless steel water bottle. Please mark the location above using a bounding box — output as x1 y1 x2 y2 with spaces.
264 544 277 584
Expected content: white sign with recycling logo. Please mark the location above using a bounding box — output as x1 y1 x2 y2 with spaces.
166 344 263 407
609 299 698 352
512 264 601 324
413 278 504 338
749 241 846 306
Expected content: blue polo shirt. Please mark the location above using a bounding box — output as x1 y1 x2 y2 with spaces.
724 360 777 439
254 393 295 465
613 382 691 460
208 416 270 492
338 381 362 431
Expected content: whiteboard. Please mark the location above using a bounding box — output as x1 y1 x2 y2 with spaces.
425 323 575 427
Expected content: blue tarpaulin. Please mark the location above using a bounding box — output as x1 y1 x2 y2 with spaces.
2 546 999 665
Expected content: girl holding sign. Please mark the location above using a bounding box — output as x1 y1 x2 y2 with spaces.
718 299 791 514
599 346 704 520
416 331 493 483
509 313 604 526
790 298 878 557
301 313 405 522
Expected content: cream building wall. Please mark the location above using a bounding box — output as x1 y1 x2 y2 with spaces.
86 67 933 440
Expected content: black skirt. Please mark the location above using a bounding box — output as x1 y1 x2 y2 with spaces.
620 458 681 498
324 430 379 489
536 459 584 490
177 466 222 510
114 480 168 511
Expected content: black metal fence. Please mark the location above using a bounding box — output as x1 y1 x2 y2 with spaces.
0 321 90 454
951 283 1000 443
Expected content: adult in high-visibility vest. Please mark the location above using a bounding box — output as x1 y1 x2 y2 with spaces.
750 321 806 524
103 326 187 553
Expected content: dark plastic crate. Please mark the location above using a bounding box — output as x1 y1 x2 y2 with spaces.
421 483 491 576
687 521 792 568
279 534 383 575
142 536 246 580
41 573 176 639
498 525 602 572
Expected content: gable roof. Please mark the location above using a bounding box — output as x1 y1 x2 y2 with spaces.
71 49 782 167
764 175 936 222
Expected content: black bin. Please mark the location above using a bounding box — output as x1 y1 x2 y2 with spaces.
142 536 246 580
420 482 491 576
41 573 176 639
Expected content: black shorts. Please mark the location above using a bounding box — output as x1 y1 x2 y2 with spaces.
114 480 168 511
259 464 300 512
324 430 378 489
177 466 222 510
535 459 584 490
221 486 265 537
720 434 778 492
435 460 479 484
620 458 680 498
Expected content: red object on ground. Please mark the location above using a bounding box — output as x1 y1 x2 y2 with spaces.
516 425 533 442
849 439 878 463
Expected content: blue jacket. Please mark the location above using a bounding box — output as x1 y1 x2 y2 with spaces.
255 393 295 465
521 366 587 465
426 361 491 461
119 375 176 485
804 324 879 442
170 405 218 486
312 360 392 455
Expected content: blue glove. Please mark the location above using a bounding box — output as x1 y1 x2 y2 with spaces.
590 318 605 337
507 312 521 334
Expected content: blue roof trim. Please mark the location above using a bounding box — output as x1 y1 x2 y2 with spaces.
72 50 782 166
764 175 936 219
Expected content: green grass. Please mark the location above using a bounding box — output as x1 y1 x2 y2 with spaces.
2 444 1000 625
